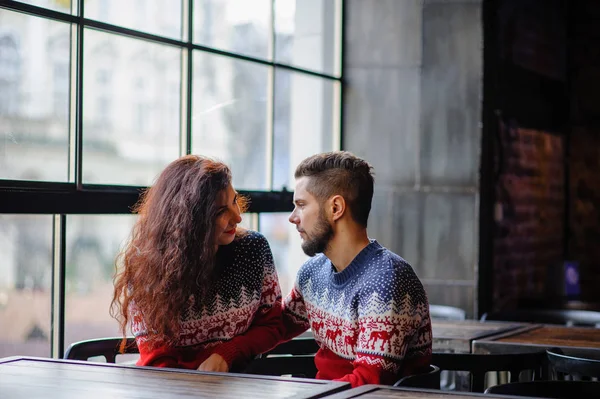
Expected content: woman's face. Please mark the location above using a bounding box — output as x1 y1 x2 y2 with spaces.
215 183 242 246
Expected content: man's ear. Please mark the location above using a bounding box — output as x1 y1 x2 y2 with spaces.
330 195 346 222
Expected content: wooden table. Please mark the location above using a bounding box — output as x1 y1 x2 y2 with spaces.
323 385 537 398
473 325 600 355
0 356 349 399
431 320 534 353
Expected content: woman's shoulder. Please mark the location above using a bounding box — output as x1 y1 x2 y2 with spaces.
234 229 270 249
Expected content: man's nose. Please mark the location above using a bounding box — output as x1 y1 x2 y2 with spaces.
289 210 298 224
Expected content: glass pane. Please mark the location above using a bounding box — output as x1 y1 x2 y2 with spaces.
259 213 306 297
0 215 53 358
0 9 70 182
275 0 340 76
83 29 181 186
239 213 257 231
85 0 182 40
273 71 337 190
193 0 271 60
65 214 137 362
192 51 269 190
17 0 73 14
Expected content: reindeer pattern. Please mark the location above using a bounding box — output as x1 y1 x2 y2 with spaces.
302 294 431 363
177 300 261 346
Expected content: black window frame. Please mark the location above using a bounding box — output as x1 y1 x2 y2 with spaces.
0 0 345 358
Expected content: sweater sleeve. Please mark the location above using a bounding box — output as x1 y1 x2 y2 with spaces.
136 339 181 368
334 269 432 387
131 302 185 368
281 277 311 341
212 237 284 368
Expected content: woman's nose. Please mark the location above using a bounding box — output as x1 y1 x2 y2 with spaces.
233 207 242 224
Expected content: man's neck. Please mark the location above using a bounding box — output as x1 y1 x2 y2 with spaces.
324 228 371 273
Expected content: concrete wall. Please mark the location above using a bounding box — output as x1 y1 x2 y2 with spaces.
343 0 482 317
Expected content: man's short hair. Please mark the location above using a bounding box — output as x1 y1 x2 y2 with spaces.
294 151 374 227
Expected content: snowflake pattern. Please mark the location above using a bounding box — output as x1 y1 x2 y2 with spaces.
132 231 282 349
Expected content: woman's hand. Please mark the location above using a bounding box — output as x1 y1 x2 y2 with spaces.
197 353 229 372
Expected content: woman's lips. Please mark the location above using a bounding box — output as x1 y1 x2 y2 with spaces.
224 228 236 235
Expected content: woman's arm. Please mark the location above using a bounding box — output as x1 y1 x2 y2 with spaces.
211 236 285 369
136 338 182 368
281 282 311 341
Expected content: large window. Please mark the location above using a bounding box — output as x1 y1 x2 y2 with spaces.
0 0 342 359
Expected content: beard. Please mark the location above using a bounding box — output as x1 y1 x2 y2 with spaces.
301 211 334 257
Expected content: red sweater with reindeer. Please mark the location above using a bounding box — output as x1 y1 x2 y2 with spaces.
282 240 432 387
131 231 283 371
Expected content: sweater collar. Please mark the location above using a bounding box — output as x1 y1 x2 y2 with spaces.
330 239 381 287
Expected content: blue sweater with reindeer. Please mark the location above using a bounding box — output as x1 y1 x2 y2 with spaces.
282 240 432 387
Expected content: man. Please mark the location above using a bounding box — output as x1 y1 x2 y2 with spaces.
282 151 432 387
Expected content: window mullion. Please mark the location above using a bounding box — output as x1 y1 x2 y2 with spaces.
50 214 67 359
73 0 85 189
184 0 193 155
266 0 276 190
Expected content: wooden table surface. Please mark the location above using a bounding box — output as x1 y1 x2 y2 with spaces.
323 385 537 399
431 320 533 353
473 325 600 355
0 356 349 399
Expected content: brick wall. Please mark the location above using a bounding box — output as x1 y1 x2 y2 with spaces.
568 0 600 301
493 121 565 310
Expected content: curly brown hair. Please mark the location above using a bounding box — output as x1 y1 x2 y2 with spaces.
111 155 247 349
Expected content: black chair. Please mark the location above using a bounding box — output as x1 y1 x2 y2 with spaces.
244 355 318 378
481 309 600 327
429 305 466 321
431 351 546 392
547 348 600 380
245 335 320 378
394 365 441 389
64 337 138 363
261 336 319 357
485 380 600 398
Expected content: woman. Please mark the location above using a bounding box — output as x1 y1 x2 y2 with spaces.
111 155 283 372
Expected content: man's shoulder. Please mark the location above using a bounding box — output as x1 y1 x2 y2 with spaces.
299 253 328 270
362 246 425 292
368 244 414 275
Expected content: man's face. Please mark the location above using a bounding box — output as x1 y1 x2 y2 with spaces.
289 177 334 256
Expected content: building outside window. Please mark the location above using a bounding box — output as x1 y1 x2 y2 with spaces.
0 0 342 360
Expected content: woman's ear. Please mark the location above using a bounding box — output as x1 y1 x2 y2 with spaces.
330 195 346 222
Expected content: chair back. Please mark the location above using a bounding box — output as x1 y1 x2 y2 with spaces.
481 309 600 327
244 355 318 378
262 336 319 356
431 351 546 392
429 305 466 321
394 365 441 389
64 337 138 363
547 348 600 380
485 380 600 398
